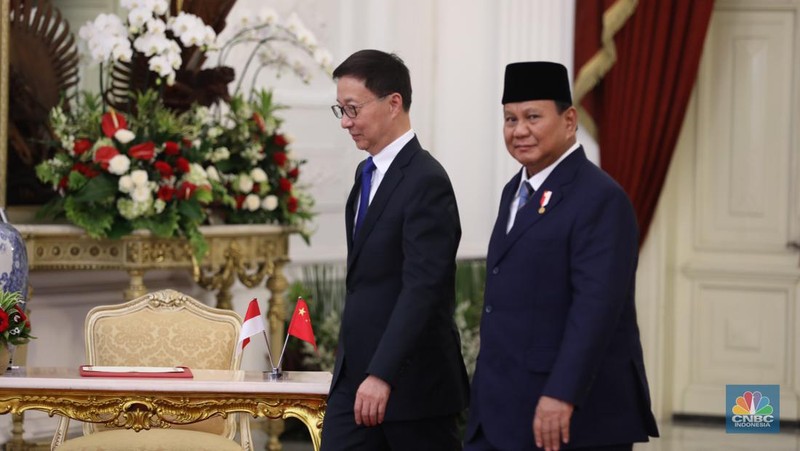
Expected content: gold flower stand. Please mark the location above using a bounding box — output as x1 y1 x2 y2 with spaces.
11 224 296 451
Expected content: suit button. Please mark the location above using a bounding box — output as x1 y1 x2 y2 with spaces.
484 305 493 313
492 267 499 275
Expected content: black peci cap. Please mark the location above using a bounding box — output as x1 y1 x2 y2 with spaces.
501 61 572 105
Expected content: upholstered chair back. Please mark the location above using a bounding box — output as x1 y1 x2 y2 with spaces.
51 289 252 450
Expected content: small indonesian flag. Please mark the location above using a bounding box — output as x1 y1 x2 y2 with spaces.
287 298 318 352
237 298 266 353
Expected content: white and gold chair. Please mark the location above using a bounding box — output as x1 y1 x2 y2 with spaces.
51 289 253 451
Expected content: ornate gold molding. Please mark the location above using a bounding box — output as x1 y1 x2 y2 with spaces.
0 392 326 447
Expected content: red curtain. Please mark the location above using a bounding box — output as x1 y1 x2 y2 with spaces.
574 0 714 245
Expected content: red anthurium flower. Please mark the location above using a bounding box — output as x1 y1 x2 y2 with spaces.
279 177 292 193
0 310 8 333
73 138 93 155
14 306 28 329
101 111 128 138
128 141 156 160
273 151 287 167
157 185 175 201
234 194 246 209
274 134 288 147
178 181 197 200
93 146 119 170
164 141 180 155
288 167 300 180
73 162 100 178
176 157 191 173
252 112 266 132
154 161 174 179
287 196 298 213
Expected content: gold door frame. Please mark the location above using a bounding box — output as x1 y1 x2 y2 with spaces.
1 0 9 208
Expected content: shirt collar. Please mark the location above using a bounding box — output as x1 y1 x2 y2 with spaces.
372 129 415 173
518 141 581 192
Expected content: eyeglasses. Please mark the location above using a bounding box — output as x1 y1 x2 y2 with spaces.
331 96 387 119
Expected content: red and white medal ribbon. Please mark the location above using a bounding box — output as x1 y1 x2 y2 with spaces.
538 190 552 214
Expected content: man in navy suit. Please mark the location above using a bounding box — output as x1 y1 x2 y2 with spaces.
464 62 659 451
320 49 469 451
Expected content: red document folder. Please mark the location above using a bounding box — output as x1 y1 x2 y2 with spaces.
79 366 193 378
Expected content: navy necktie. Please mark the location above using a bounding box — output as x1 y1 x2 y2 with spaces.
354 157 376 236
517 181 534 209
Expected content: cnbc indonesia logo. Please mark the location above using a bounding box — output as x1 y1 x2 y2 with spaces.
727 385 779 433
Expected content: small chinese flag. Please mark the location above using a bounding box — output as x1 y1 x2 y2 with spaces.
287 297 317 352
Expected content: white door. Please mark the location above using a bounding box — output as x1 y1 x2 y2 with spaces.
658 0 800 420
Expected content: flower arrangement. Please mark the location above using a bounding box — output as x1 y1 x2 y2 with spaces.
35 1 331 254
0 291 34 346
36 91 214 257
199 90 313 235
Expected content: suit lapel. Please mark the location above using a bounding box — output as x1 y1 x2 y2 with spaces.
346 137 420 272
487 147 586 268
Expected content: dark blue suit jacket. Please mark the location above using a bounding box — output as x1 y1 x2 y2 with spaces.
466 148 659 449
329 136 469 421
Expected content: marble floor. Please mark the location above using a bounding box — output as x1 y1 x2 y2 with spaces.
259 420 800 451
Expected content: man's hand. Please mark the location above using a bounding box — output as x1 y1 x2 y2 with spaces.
533 395 574 451
354 375 391 427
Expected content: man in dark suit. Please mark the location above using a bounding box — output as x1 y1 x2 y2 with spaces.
464 62 659 451
320 49 469 451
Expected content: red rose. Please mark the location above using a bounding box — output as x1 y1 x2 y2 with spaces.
164 141 181 155
73 138 93 155
58 176 68 190
273 152 287 167
0 310 8 333
157 185 175 201
101 111 128 138
182 138 193 149
93 146 119 169
287 196 298 213
178 181 197 200
176 157 191 173
279 177 292 193
288 167 300 180
252 112 266 132
274 134 288 147
234 194 246 209
252 183 261 194
154 161 174 179
128 141 155 160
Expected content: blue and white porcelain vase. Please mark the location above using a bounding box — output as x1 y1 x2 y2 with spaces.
0 208 28 302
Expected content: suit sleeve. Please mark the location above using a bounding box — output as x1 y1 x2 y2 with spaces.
366 171 460 385
541 184 639 406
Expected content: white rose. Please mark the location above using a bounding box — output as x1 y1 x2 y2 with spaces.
118 175 134 193
114 128 135 144
206 166 220 182
130 169 149 186
131 185 152 203
250 168 268 183
262 195 279 211
108 154 131 175
238 174 254 193
244 194 261 211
